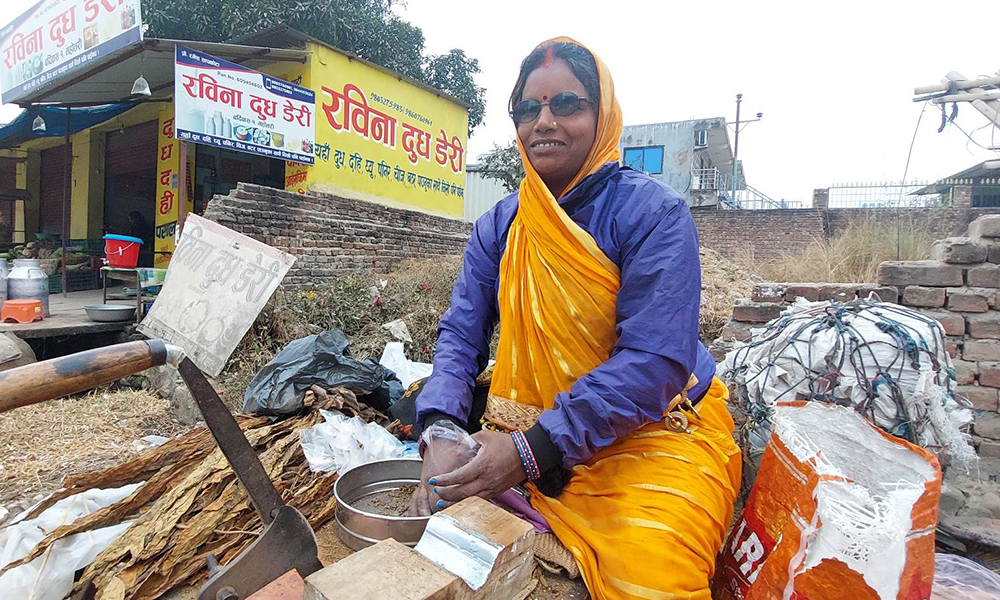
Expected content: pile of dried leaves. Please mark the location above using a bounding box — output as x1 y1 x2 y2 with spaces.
0 388 393 600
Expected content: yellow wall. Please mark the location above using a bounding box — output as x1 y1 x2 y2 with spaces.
288 42 469 217
69 127 105 239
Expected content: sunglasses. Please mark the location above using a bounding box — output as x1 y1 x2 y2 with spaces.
509 91 593 124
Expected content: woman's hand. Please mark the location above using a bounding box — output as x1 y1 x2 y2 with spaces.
430 430 526 509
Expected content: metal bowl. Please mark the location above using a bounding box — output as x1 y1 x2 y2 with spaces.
83 304 136 322
334 458 427 550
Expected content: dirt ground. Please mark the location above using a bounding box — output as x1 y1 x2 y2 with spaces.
0 388 184 518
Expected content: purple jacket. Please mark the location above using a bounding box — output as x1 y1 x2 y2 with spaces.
416 163 715 470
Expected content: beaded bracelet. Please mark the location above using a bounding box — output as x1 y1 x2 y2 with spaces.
510 430 541 481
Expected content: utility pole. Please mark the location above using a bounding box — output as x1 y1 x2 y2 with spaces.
732 93 742 204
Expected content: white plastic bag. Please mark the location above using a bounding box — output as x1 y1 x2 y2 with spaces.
0 484 141 600
932 553 1000 599
299 409 405 473
379 342 432 388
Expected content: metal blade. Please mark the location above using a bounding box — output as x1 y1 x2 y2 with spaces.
178 357 283 524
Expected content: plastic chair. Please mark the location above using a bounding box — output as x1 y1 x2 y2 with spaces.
1 299 44 323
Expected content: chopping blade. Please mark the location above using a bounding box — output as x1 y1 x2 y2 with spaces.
177 358 323 600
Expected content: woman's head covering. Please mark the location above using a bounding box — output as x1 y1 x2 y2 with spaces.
516 37 623 198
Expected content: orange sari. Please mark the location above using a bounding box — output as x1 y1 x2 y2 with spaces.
485 37 741 599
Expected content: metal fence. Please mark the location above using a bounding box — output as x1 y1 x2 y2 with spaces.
827 181 939 208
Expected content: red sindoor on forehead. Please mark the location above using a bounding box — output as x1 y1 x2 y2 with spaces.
542 46 554 67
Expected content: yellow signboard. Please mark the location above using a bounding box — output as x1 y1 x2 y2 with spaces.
154 107 193 268
286 43 469 217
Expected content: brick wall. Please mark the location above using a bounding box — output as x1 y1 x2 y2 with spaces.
823 207 999 242
691 209 826 261
203 183 471 287
692 205 999 261
717 215 1000 456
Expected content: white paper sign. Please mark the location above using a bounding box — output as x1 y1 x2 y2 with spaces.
0 0 143 103
138 214 295 376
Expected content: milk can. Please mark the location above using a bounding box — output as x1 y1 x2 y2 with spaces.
7 258 49 317
0 259 7 305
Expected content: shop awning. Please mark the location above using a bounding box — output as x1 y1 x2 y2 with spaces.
9 38 308 107
0 102 142 149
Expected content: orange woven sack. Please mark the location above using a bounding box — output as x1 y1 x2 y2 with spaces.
713 401 941 600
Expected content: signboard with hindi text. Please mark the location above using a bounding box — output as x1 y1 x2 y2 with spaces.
283 42 468 217
174 44 315 164
0 0 142 104
138 213 295 377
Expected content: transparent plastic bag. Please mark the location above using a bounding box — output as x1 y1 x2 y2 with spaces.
299 409 405 474
418 421 481 513
932 553 1000 600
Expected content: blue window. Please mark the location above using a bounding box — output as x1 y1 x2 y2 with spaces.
623 146 663 175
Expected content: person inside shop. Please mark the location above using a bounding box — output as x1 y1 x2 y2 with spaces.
409 38 742 598
126 211 153 248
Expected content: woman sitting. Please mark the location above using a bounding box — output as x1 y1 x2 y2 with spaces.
410 37 741 600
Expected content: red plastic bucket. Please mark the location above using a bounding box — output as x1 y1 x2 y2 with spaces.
104 234 143 268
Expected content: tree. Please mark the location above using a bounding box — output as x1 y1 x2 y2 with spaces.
424 50 485 137
477 139 524 193
141 0 485 132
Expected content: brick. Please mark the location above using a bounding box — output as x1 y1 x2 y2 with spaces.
968 312 1000 339
974 410 1000 441
931 237 989 264
958 385 1000 411
968 264 1000 288
963 339 1000 361
969 215 1000 239
858 284 899 303
816 284 858 302
946 288 991 312
732 301 784 324
751 283 786 303
922 310 966 336
952 359 978 385
876 260 963 287
720 320 756 342
247 570 305 600
437 497 535 570
429 498 536 600
783 284 822 302
902 285 946 307
946 337 962 359
304 539 462 600
980 440 1000 459
981 363 1000 388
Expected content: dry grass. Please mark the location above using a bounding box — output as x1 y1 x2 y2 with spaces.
735 215 933 283
699 247 758 341
0 389 182 508
222 257 464 406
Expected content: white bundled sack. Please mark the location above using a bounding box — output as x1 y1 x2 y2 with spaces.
0 484 140 600
722 298 975 470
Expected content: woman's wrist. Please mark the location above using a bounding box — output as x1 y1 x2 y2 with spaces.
510 430 540 480
523 423 563 474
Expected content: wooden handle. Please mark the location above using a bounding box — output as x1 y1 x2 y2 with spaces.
0 340 168 414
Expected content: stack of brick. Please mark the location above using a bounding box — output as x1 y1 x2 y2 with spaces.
715 215 1000 459
719 282 899 347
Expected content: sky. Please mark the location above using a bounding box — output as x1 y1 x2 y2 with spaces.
1 0 997 204
394 0 1000 204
